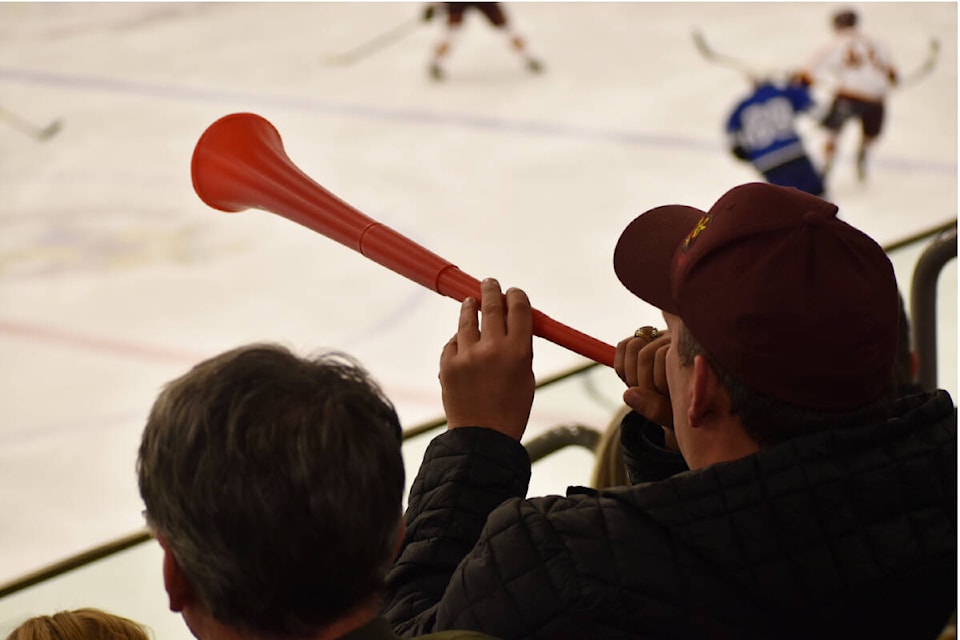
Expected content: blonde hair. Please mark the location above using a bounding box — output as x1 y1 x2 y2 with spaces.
590 406 631 490
5 608 150 640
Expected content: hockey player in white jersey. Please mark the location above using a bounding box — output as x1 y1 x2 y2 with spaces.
797 8 898 181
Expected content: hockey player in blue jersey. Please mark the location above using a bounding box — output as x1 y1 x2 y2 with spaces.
726 76 825 196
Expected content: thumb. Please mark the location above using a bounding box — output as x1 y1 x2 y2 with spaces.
623 388 674 428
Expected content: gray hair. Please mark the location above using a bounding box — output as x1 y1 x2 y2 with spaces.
138 343 404 637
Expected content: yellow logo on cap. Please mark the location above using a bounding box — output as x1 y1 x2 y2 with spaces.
682 214 713 252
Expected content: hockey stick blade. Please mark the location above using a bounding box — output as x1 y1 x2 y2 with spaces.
692 30 716 60
37 119 63 141
0 107 63 142
899 37 940 88
691 30 757 77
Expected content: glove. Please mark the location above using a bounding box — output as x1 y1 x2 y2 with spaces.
791 71 814 87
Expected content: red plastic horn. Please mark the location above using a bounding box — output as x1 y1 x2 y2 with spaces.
191 113 615 367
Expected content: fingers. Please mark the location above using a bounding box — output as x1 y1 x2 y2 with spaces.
615 330 669 387
479 278 506 337
614 336 630 382
476 278 532 345
449 279 532 350
440 331 459 367
504 286 532 352
458 294 480 345
652 340 669 393
439 277 535 440
614 328 673 428
440 294 479 368
615 336 646 386
639 335 670 396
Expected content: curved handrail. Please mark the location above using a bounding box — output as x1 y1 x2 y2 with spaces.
910 225 958 390
524 423 603 463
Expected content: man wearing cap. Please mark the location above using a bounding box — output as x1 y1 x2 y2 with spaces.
383 182 956 640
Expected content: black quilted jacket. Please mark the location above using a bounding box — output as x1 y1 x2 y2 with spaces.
383 390 956 639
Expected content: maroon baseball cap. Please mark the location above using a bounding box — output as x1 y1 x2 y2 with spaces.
613 182 899 410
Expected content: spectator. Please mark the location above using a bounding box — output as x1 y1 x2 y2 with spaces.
138 343 498 640
594 289 923 492
383 183 956 639
5 608 150 640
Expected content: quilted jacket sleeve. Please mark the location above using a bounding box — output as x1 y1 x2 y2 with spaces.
383 427 532 636
429 494 590 640
619 411 688 484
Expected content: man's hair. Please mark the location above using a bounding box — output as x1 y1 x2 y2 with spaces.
676 322 895 447
6 608 150 640
137 344 404 638
833 8 858 29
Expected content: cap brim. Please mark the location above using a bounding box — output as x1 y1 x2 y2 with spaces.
613 205 706 314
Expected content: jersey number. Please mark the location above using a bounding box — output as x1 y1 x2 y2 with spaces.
740 97 795 149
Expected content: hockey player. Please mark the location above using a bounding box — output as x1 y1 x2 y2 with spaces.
422 3 543 81
726 75 825 196
797 8 898 181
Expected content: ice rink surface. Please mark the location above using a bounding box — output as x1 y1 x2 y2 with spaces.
0 0 955 608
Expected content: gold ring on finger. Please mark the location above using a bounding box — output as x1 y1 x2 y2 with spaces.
633 326 660 341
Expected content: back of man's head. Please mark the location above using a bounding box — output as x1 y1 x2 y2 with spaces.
138 344 404 638
614 183 900 439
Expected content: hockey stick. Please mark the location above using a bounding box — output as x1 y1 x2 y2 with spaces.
0 106 62 141
322 16 421 66
898 38 940 88
691 30 758 77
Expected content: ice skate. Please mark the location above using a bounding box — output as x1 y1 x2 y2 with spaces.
526 57 544 73
429 62 445 81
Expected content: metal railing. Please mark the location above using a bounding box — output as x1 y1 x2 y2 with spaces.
2 217 955 601
0 529 152 599
0 360 604 600
524 423 602 463
910 224 958 390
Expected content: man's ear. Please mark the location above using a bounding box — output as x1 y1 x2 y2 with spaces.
688 354 729 427
158 535 195 613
